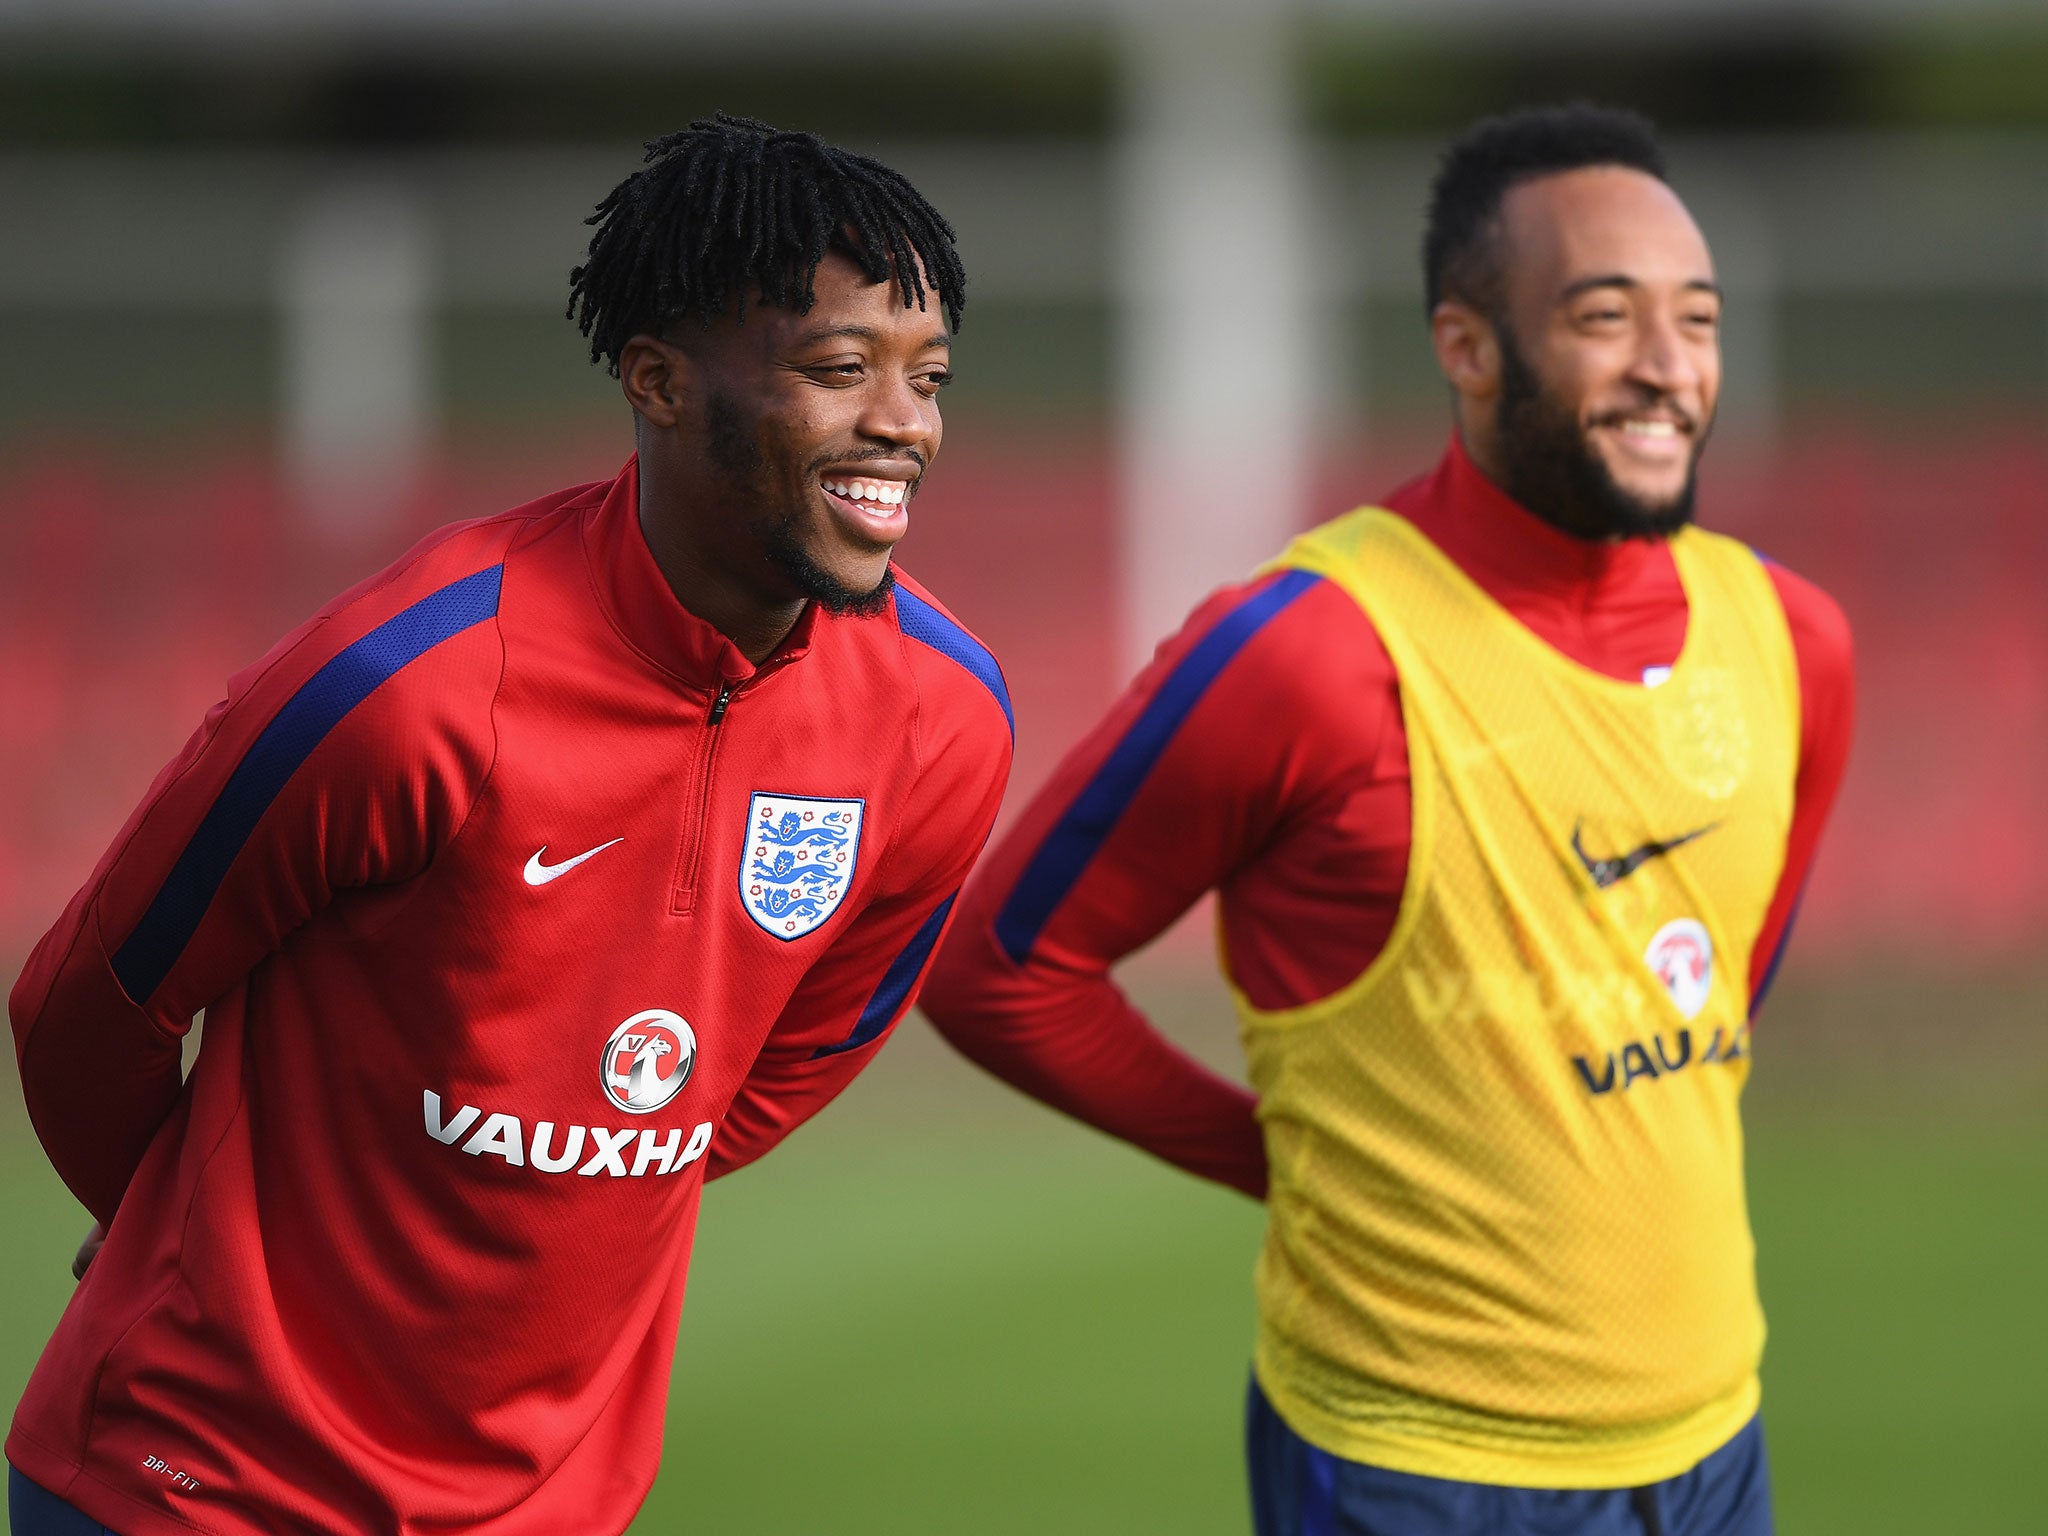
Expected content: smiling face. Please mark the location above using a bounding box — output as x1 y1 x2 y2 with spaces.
623 246 951 655
1435 165 1722 539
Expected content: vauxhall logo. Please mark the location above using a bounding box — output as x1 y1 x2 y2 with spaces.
421 1008 711 1177
1572 1022 1751 1096
602 1009 696 1113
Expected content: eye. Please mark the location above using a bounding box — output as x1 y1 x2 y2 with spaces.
915 370 954 396
803 358 865 384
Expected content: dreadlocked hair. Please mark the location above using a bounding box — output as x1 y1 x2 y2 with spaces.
568 113 967 375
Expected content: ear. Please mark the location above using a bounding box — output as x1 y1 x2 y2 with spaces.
1430 299 1502 405
619 334 691 429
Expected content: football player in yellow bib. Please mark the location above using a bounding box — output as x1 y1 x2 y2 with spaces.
925 104 1854 1536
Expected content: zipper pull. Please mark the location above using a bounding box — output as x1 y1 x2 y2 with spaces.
708 682 734 726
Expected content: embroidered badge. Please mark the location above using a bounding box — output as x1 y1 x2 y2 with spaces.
741 793 864 940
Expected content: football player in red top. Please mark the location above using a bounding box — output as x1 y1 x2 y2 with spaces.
8 116 1012 1536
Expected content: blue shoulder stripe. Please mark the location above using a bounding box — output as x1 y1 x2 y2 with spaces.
812 891 959 1058
993 568 1321 964
894 585 1013 737
111 564 504 1005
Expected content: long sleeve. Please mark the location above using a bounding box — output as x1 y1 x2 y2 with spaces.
9 544 505 1222
1748 559 1857 1012
923 572 1409 1199
927 463 1857 1192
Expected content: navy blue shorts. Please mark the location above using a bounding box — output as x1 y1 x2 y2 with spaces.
9 1466 123 1536
1246 1379 1774 1536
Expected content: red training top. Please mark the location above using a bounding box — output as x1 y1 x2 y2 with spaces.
922 436 1855 1198
8 458 1013 1536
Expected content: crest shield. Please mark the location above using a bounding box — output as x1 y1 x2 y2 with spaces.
741 792 865 939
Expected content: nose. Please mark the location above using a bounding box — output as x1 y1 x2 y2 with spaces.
1628 310 1707 399
854 370 940 450
851 366 933 444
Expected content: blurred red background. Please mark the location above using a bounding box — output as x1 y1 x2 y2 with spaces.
5 415 2041 972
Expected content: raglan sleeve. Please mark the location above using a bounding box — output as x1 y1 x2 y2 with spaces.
1747 559 1857 1016
921 571 1355 1201
704 638 1014 1181
8 555 504 1223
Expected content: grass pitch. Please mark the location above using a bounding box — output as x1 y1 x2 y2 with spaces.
652 1049 2046 1534
2 981 2042 1534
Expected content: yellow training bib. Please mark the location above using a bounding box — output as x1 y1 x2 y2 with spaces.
1241 510 1799 1488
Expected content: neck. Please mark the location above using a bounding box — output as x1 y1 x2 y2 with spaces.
636 450 805 668
1423 431 1666 589
1459 414 1608 543
1384 436 1688 685
1458 415 1646 548
1460 413 1511 499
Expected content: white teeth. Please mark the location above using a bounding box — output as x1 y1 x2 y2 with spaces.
1622 420 1678 438
825 477 907 508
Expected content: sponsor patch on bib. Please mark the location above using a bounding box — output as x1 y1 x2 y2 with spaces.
1645 917 1714 1020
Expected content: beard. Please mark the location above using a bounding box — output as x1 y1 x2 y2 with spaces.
704 391 897 619
1493 325 1704 541
752 511 896 618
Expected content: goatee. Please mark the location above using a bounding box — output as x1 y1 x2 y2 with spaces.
706 389 896 619
751 511 896 619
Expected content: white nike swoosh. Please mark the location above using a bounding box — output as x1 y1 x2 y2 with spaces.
523 839 624 886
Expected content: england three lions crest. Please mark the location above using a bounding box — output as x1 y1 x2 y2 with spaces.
741 793 865 939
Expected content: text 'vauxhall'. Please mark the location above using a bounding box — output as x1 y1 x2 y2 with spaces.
424 1090 713 1177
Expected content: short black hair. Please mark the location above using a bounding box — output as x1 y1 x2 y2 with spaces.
1422 103 1668 316
569 113 966 375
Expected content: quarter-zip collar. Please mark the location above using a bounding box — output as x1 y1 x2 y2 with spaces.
1387 434 1686 682
583 455 818 689
1404 433 1673 595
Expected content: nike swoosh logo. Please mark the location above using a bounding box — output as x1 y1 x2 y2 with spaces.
1571 822 1719 890
523 839 624 886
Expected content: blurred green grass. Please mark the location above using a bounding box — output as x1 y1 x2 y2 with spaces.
3 970 2044 1534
